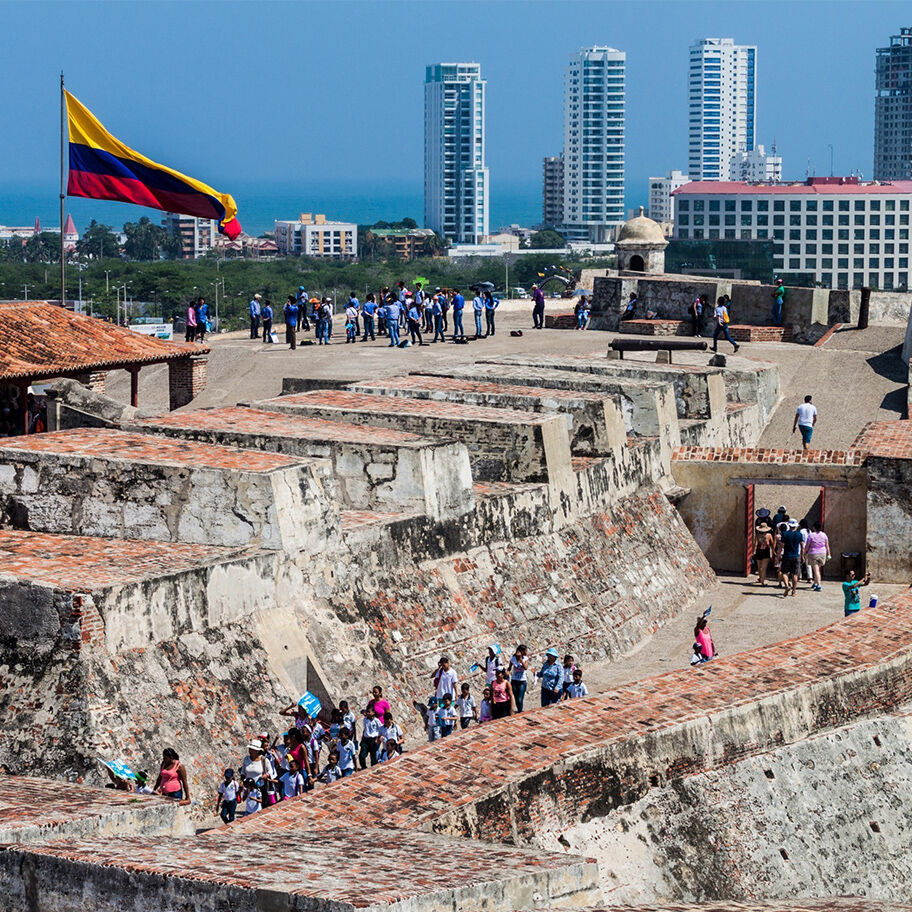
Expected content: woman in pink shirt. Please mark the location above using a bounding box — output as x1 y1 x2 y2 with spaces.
805 522 831 592
185 303 197 342
368 685 391 722
693 616 715 663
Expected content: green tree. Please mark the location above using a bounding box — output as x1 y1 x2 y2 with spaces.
527 229 567 249
123 217 180 261
22 232 61 263
76 220 120 260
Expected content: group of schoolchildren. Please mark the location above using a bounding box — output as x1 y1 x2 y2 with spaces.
419 647 589 740
214 689 404 824
249 280 500 350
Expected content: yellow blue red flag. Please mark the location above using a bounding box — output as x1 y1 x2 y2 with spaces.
65 90 241 239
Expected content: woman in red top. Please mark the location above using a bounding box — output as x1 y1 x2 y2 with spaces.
491 668 514 719
154 747 190 801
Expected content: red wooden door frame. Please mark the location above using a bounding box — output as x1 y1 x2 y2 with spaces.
744 483 755 577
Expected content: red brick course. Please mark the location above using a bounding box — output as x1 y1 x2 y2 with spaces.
852 421 912 460
134 406 429 445
672 446 867 466
0 428 298 473
617 319 692 337
0 529 244 591
269 390 552 425
728 325 794 343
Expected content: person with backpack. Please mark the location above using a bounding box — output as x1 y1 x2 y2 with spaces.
451 288 466 341
484 290 498 336
712 296 739 353
361 293 377 341
771 278 786 326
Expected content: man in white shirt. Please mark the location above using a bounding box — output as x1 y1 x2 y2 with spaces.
433 655 459 701
792 395 818 451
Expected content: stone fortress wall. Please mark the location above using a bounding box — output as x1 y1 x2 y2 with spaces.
3 345 912 910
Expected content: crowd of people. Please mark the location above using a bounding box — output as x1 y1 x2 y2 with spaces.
246 281 506 349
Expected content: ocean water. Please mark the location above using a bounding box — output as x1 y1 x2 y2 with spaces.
0 179 542 237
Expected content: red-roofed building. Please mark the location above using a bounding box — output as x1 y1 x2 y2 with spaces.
672 177 912 290
0 302 208 436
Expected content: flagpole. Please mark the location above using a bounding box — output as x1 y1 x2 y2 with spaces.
60 72 66 308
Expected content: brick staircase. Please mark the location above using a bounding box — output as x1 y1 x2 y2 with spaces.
617 319 692 337
727 324 794 342
544 313 578 329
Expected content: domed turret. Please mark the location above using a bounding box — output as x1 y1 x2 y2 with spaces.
616 206 667 274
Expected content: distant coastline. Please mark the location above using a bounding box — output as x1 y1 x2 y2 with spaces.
0 178 543 236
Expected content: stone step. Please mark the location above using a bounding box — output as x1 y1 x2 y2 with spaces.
617 318 692 336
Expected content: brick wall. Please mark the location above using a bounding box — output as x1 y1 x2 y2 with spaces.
168 355 207 411
73 370 107 395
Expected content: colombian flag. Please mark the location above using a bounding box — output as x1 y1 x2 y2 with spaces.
65 90 242 239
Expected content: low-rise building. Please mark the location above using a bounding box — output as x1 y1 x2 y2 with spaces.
162 214 219 259
367 228 436 259
673 176 912 290
648 170 689 223
728 144 782 182
274 214 357 259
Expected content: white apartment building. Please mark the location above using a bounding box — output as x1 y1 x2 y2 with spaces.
673 177 912 290
562 46 626 243
162 214 219 259
728 144 782 182
424 62 489 245
648 170 689 222
274 214 357 259
688 38 756 181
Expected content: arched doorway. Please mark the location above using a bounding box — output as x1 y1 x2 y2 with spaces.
628 254 645 272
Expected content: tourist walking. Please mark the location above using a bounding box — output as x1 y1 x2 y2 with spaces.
249 294 262 339
185 301 197 342
484 290 498 336
456 682 477 728
805 522 831 591
509 645 529 712
484 646 504 684
407 300 424 345
431 292 445 342
689 295 704 337
358 706 381 768
536 648 564 706
318 298 333 345
491 668 514 718
216 769 238 824
712 296 739 353
154 747 190 801
793 395 818 451
843 568 871 617
451 288 466 340
195 297 208 342
261 300 274 342
385 297 400 347
779 518 804 597
753 520 774 586
433 655 458 701
531 284 545 328
283 295 298 349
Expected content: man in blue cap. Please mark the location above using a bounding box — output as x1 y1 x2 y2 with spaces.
295 286 310 331
537 648 564 706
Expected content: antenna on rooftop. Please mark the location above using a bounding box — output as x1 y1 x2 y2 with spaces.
828 144 834 177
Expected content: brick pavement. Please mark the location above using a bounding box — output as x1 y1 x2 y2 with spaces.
0 428 297 473
0 529 242 591
258 389 552 425
132 406 431 446
852 421 912 460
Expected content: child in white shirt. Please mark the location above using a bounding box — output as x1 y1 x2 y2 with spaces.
565 667 588 699
319 751 343 783
438 693 457 737
456 683 477 730
242 778 261 815
479 686 493 723
337 729 356 776
280 758 306 799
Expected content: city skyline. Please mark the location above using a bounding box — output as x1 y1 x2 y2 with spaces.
0 2 909 234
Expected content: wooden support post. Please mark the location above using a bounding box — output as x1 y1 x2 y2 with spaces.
129 367 140 408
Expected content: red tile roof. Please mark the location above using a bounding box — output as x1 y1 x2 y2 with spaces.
0 302 208 382
673 180 912 196
852 421 912 460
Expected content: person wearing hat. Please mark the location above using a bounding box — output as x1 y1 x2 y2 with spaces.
780 519 804 597
239 737 277 801
249 294 262 339
772 505 789 529
295 286 310 331
536 648 564 707
753 520 774 586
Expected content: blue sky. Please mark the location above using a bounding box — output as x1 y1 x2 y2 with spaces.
0 0 907 230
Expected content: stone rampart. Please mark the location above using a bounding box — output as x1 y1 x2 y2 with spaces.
0 428 338 554
128 406 475 521
248 389 574 488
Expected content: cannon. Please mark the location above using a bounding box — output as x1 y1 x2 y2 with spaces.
608 337 708 363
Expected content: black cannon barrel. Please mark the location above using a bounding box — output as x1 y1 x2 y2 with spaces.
610 338 708 352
